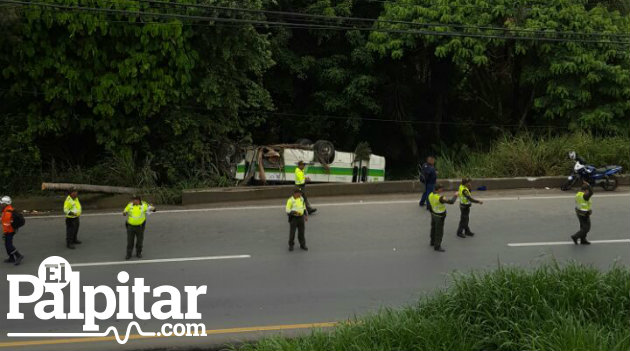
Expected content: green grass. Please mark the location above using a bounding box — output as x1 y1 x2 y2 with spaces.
238 262 630 351
437 133 630 179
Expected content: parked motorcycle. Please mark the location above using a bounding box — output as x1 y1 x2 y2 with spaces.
561 151 623 191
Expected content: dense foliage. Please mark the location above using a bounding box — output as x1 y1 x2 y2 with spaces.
240 263 630 351
1 0 628 192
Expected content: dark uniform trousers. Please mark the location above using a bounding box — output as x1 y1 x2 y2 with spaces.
65 217 80 244
457 205 471 235
289 215 306 247
4 233 16 257
295 184 312 210
573 210 591 240
430 213 446 247
126 223 145 255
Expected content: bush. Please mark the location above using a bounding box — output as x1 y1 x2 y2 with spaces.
438 133 630 178
239 262 630 351
0 114 41 194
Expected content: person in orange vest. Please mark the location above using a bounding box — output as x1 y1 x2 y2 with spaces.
2 196 24 265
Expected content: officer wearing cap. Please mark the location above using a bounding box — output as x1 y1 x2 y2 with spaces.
286 189 308 251
63 188 82 249
456 177 483 238
428 184 457 252
571 181 593 245
295 160 317 214
123 195 156 259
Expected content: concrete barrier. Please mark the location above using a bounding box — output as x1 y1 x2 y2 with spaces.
12 175 628 210
182 175 630 205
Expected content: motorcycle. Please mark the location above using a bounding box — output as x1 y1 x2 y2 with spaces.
561 159 623 191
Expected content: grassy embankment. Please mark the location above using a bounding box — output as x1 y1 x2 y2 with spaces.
238 263 630 351
436 133 630 179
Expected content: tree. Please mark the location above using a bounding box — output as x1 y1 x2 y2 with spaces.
0 0 274 189
368 0 630 134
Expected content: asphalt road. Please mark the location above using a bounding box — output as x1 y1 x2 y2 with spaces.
1 188 629 351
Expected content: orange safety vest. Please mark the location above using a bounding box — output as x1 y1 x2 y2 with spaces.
2 205 15 234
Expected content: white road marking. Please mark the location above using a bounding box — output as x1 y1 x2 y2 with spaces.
71 254 251 267
25 192 630 219
508 239 630 247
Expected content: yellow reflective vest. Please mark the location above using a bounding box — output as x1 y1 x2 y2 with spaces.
124 201 154 226
64 196 82 218
295 167 306 185
575 191 592 212
286 196 306 216
429 192 446 214
458 184 471 206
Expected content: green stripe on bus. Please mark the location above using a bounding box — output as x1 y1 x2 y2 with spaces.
236 164 384 177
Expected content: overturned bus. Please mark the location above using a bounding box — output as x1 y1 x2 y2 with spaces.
234 141 385 185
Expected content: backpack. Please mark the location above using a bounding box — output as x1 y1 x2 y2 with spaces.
11 210 25 230
418 163 427 183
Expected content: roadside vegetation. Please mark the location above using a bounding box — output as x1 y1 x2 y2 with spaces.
239 262 630 351
2 0 629 196
8 132 629 204
435 133 630 179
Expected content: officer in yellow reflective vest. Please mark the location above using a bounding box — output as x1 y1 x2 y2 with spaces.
295 161 317 214
63 189 82 249
428 184 457 252
286 189 308 251
123 195 156 259
571 181 593 245
456 177 483 238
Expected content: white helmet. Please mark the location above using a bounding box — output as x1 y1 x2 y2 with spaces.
568 151 576 161
0 196 11 205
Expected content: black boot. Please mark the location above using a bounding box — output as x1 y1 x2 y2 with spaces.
580 239 591 245
434 246 445 252
456 233 466 238
4 256 15 263
125 253 132 260
571 235 578 245
13 252 24 266
67 243 76 249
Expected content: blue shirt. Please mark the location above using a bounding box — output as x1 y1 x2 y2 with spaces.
422 163 437 184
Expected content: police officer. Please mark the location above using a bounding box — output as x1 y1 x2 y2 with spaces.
286 189 308 251
295 160 317 214
2 196 24 265
64 189 82 249
571 181 593 245
419 156 437 211
456 177 483 238
123 195 156 259
428 184 457 252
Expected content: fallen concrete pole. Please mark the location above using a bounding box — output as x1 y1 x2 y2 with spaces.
182 175 630 205
42 182 138 194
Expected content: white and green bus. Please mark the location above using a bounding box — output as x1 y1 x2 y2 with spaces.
234 146 385 184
